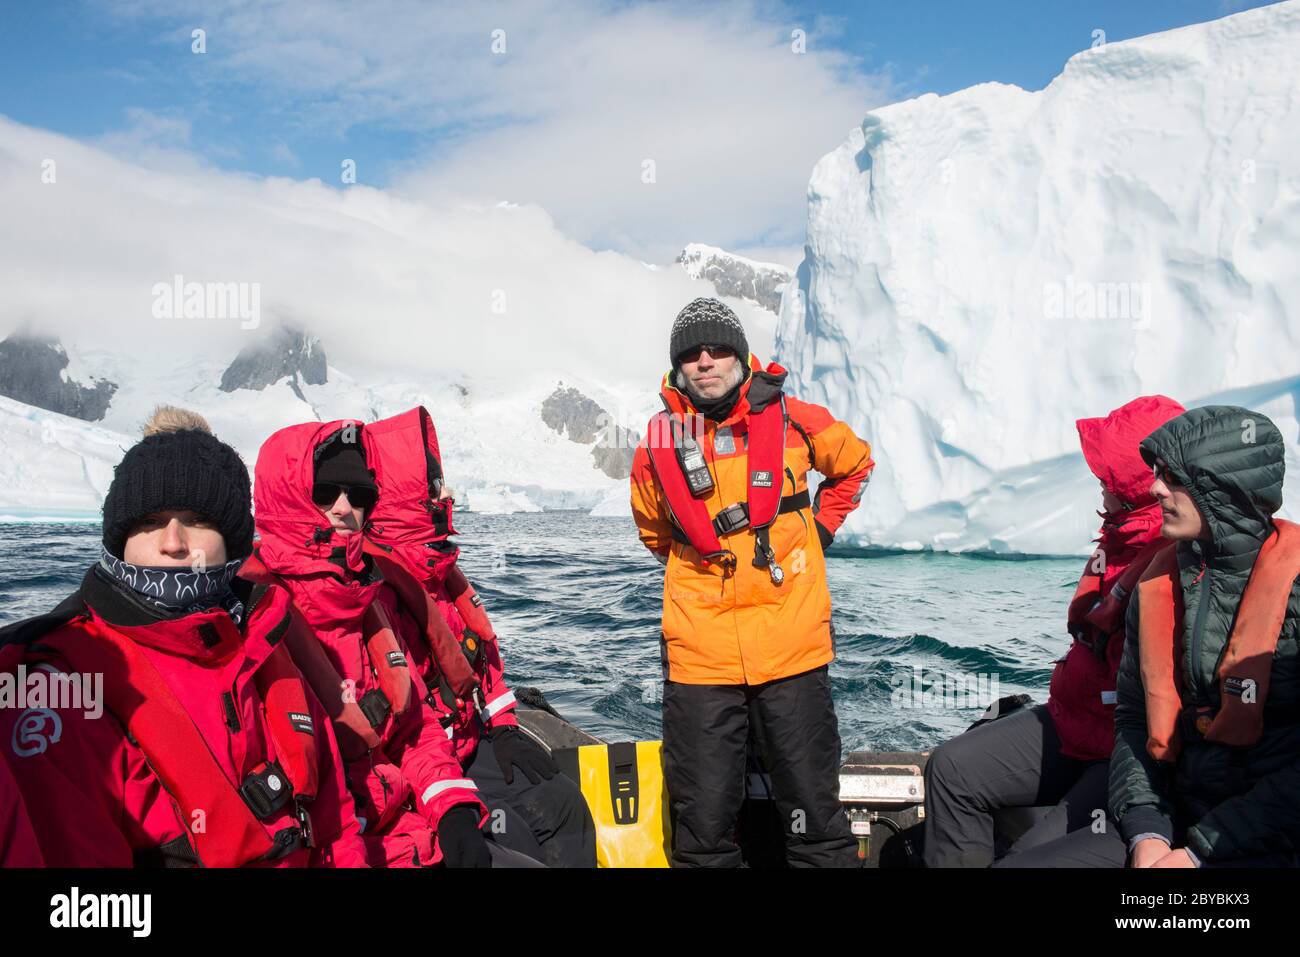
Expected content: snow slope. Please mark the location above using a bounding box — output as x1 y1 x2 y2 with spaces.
6 346 661 517
0 395 130 521
777 2 1300 554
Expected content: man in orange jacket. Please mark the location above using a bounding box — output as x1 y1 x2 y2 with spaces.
629 297 875 867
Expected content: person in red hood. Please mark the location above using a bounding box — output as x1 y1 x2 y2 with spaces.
360 406 596 869
0 407 367 868
923 394 1186 868
252 419 544 867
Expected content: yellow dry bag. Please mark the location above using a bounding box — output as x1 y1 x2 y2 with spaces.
554 740 671 868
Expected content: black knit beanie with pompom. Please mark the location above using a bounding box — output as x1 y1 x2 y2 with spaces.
101 425 255 559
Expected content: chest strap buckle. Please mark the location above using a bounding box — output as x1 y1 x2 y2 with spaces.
714 503 750 536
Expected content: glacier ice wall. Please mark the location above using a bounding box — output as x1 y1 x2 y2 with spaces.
777 2 1300 554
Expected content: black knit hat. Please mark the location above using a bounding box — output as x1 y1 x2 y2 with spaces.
102 428 255 559
669 297 749 368
314 427 376 489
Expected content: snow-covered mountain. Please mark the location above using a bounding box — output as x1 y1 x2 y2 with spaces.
0 103 790 520
0 332 660 519
0 331 118 421
778 2 1300 555
677 243 792 315
220 325 328 395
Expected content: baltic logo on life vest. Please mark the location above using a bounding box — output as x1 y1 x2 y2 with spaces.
1224 676 1258 702
288 710 315 734
49 887 151 938
751 470 774 488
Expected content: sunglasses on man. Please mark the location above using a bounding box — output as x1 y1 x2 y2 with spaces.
1152 462 1182 488
312 482 379 511
678 343 737 364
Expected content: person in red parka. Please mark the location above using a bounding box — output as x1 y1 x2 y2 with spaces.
923 394 1186 867
360 406 596 869
252 420 545 867
0 407 367 868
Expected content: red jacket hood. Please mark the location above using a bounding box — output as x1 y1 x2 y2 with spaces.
1076 394 1186 508
253 419 370 578
363 406 460 586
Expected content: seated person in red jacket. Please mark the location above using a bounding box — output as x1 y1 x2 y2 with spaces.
359 406 596 868
0 407 366 867
252 420 551 867
923 395 1184 867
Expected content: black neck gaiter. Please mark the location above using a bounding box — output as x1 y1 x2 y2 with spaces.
99 547 245 623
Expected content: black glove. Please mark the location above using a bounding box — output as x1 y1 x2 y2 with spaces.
815 520 834 551
491 726 557 786
437 804 491 868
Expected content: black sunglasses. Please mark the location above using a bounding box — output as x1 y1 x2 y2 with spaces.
677 343 737 364
312 483 378 511
1152 463 1182 488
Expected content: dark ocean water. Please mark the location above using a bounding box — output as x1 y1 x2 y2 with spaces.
0 514 1081 752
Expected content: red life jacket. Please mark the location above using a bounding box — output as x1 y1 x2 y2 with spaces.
444 564 496 647
361 405 495 711
1066 534 1170 639
20 585 319 868
644 391 792 578
1139 519 1300 761
241 549 415 760
362 541 482 707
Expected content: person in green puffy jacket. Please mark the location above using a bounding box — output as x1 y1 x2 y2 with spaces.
999 405 1300 867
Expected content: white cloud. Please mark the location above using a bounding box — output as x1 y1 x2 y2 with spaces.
102 0 892 260
0 114 778 395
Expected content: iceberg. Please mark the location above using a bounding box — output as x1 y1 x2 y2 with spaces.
776 3 1300 555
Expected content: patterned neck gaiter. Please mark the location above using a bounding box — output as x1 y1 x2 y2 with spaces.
99 547 246 623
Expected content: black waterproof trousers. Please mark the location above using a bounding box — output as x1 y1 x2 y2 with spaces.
467 733 598 868
923 705 1109 868
662 665 859 868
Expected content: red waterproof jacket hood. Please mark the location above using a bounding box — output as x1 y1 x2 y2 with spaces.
1049 393 1187 760
254 419 371 578
364 406 459 587
1077 394 1186 508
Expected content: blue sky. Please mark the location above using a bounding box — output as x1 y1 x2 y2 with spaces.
811 1 1272 97
0 0 1281 260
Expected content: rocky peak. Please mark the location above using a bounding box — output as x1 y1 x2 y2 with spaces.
541 384 639 480
676 243 793 315
0 331 117 421
219 325 328 394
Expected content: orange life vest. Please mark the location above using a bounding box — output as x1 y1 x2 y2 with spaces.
1138 519 1300 761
